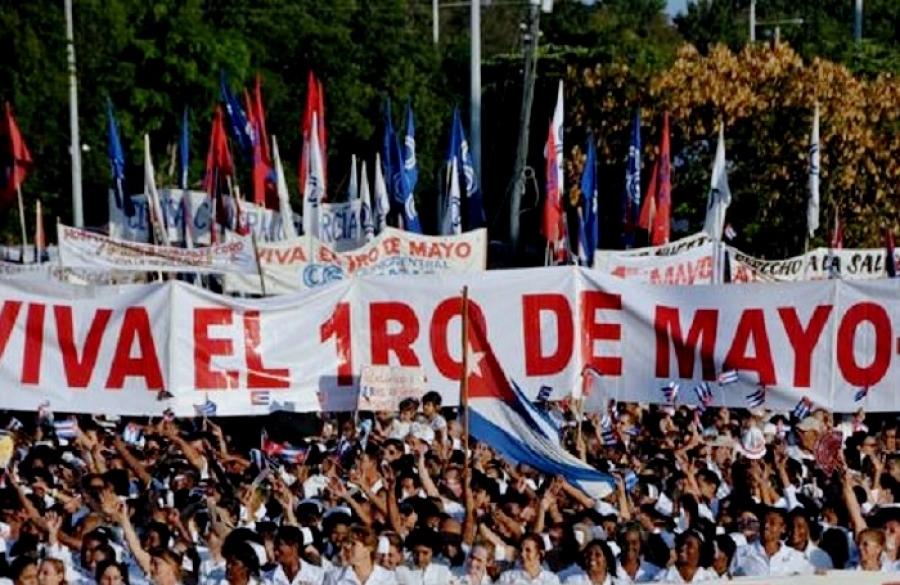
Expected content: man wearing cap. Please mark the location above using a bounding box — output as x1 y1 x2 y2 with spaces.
788 417 822 465
264 526 325 585
730 507 815 577
395 528 451 585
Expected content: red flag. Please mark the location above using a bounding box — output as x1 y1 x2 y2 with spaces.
317 77 327 190
245 89 268 208
651 112 672 246
299 72 319 197
204 107 234 239
831 216 843 249
254 74 271 166
0 103 33 209
542 121 564 262
637 163 657 231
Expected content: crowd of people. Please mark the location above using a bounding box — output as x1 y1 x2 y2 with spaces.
1 391 899 585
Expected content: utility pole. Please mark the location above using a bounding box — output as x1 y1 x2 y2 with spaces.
854 0 863 43
470 0 481 181
749 0 756 42
433 0 440 44
65 0 84 228
508 0 541 254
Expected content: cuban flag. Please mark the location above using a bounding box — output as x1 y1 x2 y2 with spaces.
718 369 739 386
694 382 713 412
123 422 143 445
54 419 78 440
600 414 618 446
855 386 870 402
793 397 813 420
194 397 217 417
661 381 679 404
464 302 615 500
746 385 766 408
263 436 310 464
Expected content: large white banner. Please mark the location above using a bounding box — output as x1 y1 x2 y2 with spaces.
224 228 488 295
3 270 900 415
109 190 301 245
58 225 260 275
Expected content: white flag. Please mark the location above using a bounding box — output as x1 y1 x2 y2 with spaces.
374 153 390 234
348 154 358 201
302 113 325 238
807 103 820 237
144 135 170 247
702 124 731 240
551 80 565 196
359 160 374 242
442 156 462 235
272 135 297 240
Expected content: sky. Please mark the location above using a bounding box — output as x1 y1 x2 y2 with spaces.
667 0 689 17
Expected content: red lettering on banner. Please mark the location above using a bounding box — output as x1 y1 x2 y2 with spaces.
837 302 891 387
321 302 353 386
370 302 420 366
383 237 401 255
522 294 573 376
0 301 23 362
193 308 239 389
723 309 776 385
431 298 487 380
55 306 113 388
22 303 46 384
580 291 623 376
243 311 290 388
106 308 163 389
655 306 718 379
409 242 426 257
779 306 832 387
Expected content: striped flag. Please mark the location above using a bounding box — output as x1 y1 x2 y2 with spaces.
793 397 813 420
251 390 272 406
718 370 739 386
661 381 679 404
194 397 217 417
53 419 78 440
123 422 143 445
600 414 618 446
746 385 766 408
263 437 310 464
854 386 870 402
694 382 713 411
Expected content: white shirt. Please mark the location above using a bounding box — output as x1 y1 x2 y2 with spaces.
497 569 561 584
563 571 615 584
325 565 398 585
396 563 452 585
615 560 661 584
730 541 815 577
798 542 833 571
652 566 717 583
265 561 326 585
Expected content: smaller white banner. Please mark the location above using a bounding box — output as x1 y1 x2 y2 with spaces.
58 224 259 275
318 200 363 252
358 365 428 412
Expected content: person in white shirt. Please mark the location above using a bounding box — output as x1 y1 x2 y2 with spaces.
615 523 661 584
451 544 493 585
225 542 262 585
264 526 324 585
785 509 832 571
497 533 560 585
730 508 815 577
395 528 451 585
563 540 617 585
420 393 447 444
654 530 717 583
325 525 398 585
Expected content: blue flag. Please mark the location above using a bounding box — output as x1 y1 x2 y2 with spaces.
580 134 598 266
383 101 421 233
106 99 134 217
623 108 641 247
219 71 253 160
404 102 418 194
441 108 463 235
179 106 189 190
457 112 485 230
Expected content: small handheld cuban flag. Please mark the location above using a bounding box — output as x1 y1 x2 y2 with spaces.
718 369 739 386
53 419 78 440
123 422 143 446
194 397 217 418
600 414 618 446
694 382 713 413
855 386 870 403
661 381 679 404
746 385 766 408
793 397 813 420
37 401 53 424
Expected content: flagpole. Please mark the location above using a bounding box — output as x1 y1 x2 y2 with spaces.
250 229 267 297
14 161 29 262
460 286 470 458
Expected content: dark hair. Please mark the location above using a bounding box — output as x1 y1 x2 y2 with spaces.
10 555 37 583
819 527 850 570
276 525 304 551
582 539 617 577
224 541 260 578
422 391 442 406
714 534 736 565
519 533 545 557
95 560 130 585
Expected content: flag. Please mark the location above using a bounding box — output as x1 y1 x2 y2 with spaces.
746 385 766 408
793 397 813 420
105 100 135 217
404 103 418 194
542 120 564 264
204 107 234 240
694 382 713 410
219 72 253 160
703 123 731 240
457 110 484 230
179 106 190 190
194 397 217 417
53 419 78 440
464 300 616 500
299 72 327 199
580 134 598 266
251 390 272 406
578 364 603 400
639 112 672 246
37 400 53 423
854 386 870 402
600 414 618 446
374 153 390 234
808 103 820 237
886 228 896 278
718 369 739 386
576 208 589 266
443 153 462 236
623 108 641 247
271 136 297 240
360 160 374 242
263 436 310 464
123 423 143 445
661 381 679 403
144 135 170 247
348 154 359 201
248 84 275 209
0 103 32 211
253 74 271 168
6 417 23 432
302 112 325 237
724 224 736 241
384 102 421 233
